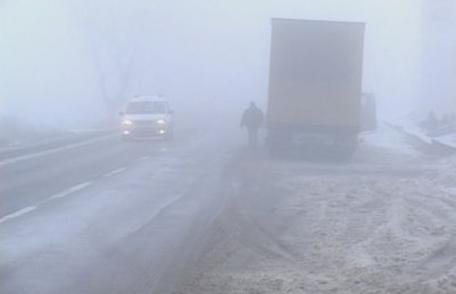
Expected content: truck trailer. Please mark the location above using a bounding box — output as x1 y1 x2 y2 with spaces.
267 18 365 158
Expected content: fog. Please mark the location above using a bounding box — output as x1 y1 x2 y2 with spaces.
1 0 443 128
4 2 456 293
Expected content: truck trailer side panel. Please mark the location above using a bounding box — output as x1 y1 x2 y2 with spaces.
267 19 365 134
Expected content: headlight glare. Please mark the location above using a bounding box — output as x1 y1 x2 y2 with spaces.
122 119 133 126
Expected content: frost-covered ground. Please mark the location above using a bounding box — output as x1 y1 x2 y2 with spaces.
3 124 456 294
176 127 456 294
360 125 420 158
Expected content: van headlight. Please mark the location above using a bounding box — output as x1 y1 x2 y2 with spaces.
157 119 167 125
122 119 133 126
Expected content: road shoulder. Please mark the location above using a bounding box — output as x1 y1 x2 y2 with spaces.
175 149 456 294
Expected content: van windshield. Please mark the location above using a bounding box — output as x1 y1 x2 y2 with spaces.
126 101 167 114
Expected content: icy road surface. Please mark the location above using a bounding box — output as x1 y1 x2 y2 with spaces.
176 128 456 294
0 130 237 294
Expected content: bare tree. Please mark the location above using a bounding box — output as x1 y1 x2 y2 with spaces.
68 0 143 120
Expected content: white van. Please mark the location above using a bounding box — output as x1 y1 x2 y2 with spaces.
120 96 174 140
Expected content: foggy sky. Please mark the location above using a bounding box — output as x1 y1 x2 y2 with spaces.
422 0 456 115
0 0 434 127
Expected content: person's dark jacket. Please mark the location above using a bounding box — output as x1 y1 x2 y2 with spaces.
241 106 264 130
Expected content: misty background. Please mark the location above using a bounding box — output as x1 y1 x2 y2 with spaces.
0 0 454 129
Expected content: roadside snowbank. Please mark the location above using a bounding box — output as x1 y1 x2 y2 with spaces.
0 116 116 152
0 116 68 149
360 125 418 156
392 116 456 149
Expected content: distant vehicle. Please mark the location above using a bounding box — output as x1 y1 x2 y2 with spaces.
266 18 365 158
119 96 174 140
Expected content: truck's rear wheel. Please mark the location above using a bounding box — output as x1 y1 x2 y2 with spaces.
332 135 358 160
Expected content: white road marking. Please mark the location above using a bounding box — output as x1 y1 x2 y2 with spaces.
104 167 128 177
47 182 92 201
0 206 36 224
0 182 94 225
0 135 115 167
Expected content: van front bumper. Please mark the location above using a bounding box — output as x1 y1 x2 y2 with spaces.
122 127 168 139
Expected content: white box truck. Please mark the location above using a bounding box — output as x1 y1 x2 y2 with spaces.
267 18 365 158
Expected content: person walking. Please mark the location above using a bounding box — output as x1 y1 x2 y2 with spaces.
241 102 264 148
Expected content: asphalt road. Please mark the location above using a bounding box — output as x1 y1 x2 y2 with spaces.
0 129 237 294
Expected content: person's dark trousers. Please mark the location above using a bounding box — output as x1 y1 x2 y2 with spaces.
247 128 259 149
